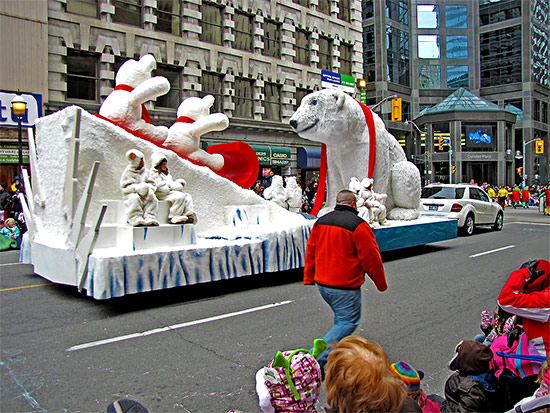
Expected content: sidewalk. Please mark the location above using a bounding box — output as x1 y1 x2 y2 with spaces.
0 249 21 265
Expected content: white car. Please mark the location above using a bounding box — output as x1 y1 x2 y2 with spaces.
420 184 504 236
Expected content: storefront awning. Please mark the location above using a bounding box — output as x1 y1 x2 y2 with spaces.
297 146 321 169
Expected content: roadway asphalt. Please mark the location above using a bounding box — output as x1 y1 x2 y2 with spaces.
1 207 549 412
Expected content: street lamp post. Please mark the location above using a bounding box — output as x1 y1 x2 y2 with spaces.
11 95 27 177
522 138 540 186
369 94 397 112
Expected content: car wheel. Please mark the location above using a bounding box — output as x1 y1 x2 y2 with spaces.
492 212 503 231
461 214 475 236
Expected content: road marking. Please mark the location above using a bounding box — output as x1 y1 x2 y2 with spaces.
506 221 550 226
67 300 293 352
0 283 52 292
470 245 515 258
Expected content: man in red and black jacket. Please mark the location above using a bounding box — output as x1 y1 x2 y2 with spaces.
304 189 387 368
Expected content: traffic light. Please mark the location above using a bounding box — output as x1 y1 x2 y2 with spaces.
451 165 456 174
356 78 367 89
391 98 402 121
517 167 523 175
535 140 544 154
438 137 443 150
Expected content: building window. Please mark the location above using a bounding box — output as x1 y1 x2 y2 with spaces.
532 25 549 86
66 0 98 17
113 0 142 27
386 0 409 25
293 0 309 6
200 2 223 45
234 77 254 118
419 65 441 89
67 50 98 101
479 0 521 26
265 82 281 121
417 4 439 28
318 35 332 71
338 0 351 22
339 43 353 76
480 25 521 87
446 35 468 59
318 0 330 15
295 87 313 111
447 65 469 88
362 0 374 19
534 100 541 122
200 72 224 113
386 25 409 86
363 24 375 82
542 102 548 124
155 65 181 108
446 5 467 28
533 0 549 26
234 11 253 51
294 29 311 65
263 19 281 58
418 35 440 59
156 0 181 35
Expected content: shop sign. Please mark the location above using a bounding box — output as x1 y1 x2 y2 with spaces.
321 70 356 94
0 91 43 128
0 145 30 164
251 145 290 166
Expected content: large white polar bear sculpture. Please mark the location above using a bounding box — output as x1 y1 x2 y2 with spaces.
289 89 421 220
163 95 227 171
99 54 170 144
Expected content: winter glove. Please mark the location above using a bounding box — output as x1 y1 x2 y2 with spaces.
507 326 522 348
520 260 540 277
526 269 545 285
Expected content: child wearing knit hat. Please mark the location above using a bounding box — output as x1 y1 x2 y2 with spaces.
390 361 444 413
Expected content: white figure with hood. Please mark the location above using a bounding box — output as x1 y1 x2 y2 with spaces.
120 149 159 226
149 151 197 224
263 175 287 209
285 177 302 213
357 177 389 226
99 55 170 144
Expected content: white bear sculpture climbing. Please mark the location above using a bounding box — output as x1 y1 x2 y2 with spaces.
99 55 170 144
163 95 227 171
289 89 421 220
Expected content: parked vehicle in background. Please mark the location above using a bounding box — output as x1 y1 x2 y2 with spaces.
420 184 504 236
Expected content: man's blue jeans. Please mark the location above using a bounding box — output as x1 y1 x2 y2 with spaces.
315 285 362 368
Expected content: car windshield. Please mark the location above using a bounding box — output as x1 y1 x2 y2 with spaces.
421 186 465 199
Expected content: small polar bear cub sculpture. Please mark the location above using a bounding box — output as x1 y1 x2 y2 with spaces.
349 177 389 226
285 177 303 213
289 88 421 220
163 95 228 172
99 54 170 144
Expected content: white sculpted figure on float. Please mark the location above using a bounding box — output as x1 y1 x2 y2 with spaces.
289 88 421 220
163 95 228 171
149 151 197 224
99 55 170 144
263 175 287 209
357 177 389 226
285 176 303 213
120 149 160 227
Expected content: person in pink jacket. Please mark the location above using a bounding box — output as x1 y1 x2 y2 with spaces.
497 259 550 356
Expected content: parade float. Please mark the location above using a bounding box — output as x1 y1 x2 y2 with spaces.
19 56 456 299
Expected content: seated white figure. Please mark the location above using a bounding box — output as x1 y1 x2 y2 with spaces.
285 177 302 213
149 152 197 224
357 177 389 226
120 149 159 226
263 175 287 209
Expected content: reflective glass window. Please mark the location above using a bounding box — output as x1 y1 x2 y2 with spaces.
417 5 439 28
532 25 549 86
479 0 521 26
480 25 521 87
113 0 142 26
294 29 311 65
387 25 410 86
263 19 281 58
199 2 223 45
386 0 409 25
362 0 374 19
234 77 254 118
319 35 333 71
67 50 98 101
67 0 98 17
446 35 468 59
446 5 467 28
533 0 549 25
155 65 181 108
264 82 281 121
339 43 353 76
418 35 440 59
234 11 253 51
363 25 375 82
419 65 441 88
447 65 469 88
200 72 223 114
338 0 351 22
156 0 181 35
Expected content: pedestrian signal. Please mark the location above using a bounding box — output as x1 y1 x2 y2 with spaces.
438 137 443 150
391 98 402 121
517 167 522 175
451 165 456 174
535 140 544 154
